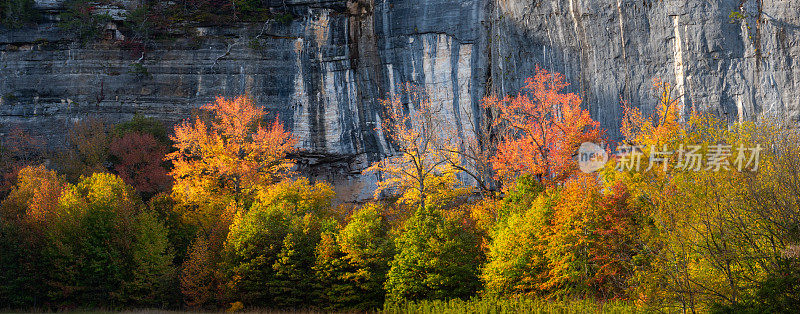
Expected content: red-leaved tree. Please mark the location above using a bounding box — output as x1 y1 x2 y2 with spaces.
109 132 172 197
485 67 602 186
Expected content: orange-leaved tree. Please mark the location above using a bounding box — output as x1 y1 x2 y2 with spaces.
166 95 297 224
367 84 460 210
486 67 602 186
168 96 296 308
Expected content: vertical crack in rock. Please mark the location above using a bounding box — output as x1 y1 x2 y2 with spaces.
616 0 632 101
672 15 687 116
347 0 385 160
303 10 327 153
567 0 594 118
292 38 312 148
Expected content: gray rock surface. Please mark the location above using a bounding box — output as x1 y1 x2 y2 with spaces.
2 0 799 200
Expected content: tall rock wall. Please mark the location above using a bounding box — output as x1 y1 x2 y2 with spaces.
1 0 799 199
488 0 800 138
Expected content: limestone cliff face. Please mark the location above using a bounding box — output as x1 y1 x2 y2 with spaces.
1 0 799 199
488 0 800 138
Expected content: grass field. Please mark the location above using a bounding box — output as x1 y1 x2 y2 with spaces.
2 299 642 314
382 298 639 314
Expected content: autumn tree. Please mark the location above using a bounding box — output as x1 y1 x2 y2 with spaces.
110 132 172 197
481 178 553 297
106 115 174 197
56 118 113 182
122 211 179 308
37 173 179 308
167 96 296 230
485 67 602 186
221 178 336 308
620 79 685 147
0 165 66 308
180 236 217 309
586 181 644 299
368 84 460 210
314 203 395 310
0 127 46 196
613 80 800 310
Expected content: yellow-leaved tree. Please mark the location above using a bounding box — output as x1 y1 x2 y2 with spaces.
367 84 463 211
167 95 297 226
167 96 297 308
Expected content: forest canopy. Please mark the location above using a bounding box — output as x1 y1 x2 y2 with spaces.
1 69 798 313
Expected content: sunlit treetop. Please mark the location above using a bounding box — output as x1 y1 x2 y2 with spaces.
166 96 297 206
487 67 603 187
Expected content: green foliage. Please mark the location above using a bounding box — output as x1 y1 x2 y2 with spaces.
122 5 155 42
729 10 747 23
59 0 112 44
221 178 337 308
4 81 800 313
0 166 65 308
122 211 179 308
129 62 152 79
0 0 40 29
0 219 38 307
482 192 555 297
42 173 143 307
149 193 197 265
252 178 335 217
233 0 269 20
495 175 545 221
711 258 800 314
314 203 395 310
274 12 294 25
14 172 176 309
312 230 348 309
385 205 482 303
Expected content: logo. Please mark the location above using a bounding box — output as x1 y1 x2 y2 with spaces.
578 142 608 173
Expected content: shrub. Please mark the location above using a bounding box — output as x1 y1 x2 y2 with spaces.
59 0 112 44
128 62 152 79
